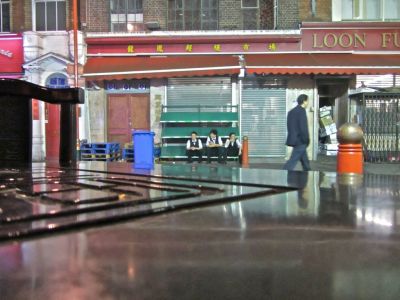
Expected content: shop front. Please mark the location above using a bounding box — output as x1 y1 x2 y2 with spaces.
83 32 300 158
83 22 400 160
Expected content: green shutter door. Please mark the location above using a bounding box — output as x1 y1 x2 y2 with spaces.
241 87 287 157
167 77 232 109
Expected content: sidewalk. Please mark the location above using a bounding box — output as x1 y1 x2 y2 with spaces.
247 155 400 175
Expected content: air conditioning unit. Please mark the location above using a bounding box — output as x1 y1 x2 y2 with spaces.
145 22 160 30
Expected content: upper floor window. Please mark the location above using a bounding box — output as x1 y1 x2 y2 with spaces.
168 0 218 30
0 0 10 32
341 0 399 20
241 0 259 30
110 0 144 32
35 0 66 31
241 0 258 8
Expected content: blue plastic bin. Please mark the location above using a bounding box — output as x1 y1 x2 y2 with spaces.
133 130 155 169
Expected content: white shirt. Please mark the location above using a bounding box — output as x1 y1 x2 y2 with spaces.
206 136 223 147
224 138 242 148
186 139 203 150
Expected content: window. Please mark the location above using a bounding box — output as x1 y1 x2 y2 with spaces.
110 0 144 32
341 0 399 20
242 9 258 30
0 0 10 32
385 0 400 19
35 0 66 31
168 0 218 30
241 0 258 9
46 74 69 88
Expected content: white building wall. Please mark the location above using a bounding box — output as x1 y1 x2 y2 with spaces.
23 31 84 161
331 0 342 21
150 79 167 144
86 89 107 143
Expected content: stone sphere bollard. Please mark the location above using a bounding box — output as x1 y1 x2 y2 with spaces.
336 123 364 174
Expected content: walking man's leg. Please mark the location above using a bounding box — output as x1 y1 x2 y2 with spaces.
300 147 311 171
283 145 304 170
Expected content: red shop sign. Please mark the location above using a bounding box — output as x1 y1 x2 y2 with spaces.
0 34 24 75
302 23 400 52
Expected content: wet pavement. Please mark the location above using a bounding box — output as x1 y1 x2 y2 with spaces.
223 155 400 175
0 161 399 299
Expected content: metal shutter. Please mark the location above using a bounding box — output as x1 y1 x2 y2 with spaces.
241 87 287 157
356 75 400 89
167 77 232 111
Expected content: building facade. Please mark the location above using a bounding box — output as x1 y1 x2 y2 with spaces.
80 0 400 160
1 0 84 161
1 0 399 160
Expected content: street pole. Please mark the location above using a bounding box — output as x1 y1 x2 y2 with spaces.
73 0 79 159
73 0 78 88
59 0 79 164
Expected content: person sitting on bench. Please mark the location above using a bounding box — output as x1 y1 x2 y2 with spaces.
224 132 242 162
186 131 203 163
206 129 225 164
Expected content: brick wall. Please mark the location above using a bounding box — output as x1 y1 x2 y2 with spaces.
66 0 71 30
299 0 331 22
277 0 299 29
11 0 81 32
85 0 109 32
219 0 241 30
80 0 87 28
10 0 25 32
23 0 32 31
143 0 167 30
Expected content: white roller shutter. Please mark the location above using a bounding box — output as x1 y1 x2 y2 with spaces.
167 77 232 111
241 85 287 157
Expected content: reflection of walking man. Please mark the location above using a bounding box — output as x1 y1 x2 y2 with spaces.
283 94 311 171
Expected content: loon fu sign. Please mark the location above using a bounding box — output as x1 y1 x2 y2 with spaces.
302 28 400 51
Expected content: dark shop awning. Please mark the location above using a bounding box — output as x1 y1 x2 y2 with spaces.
245 53 400 75
83 55 241 80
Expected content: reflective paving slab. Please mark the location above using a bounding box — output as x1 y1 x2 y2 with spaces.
0 162 400 299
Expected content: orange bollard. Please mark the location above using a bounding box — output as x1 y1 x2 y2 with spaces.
337 144 363 174
336 123 364 175
241 136 249 167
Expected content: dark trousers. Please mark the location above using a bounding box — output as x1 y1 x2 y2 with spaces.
187 150 202 162
206 147 225 163
283 144 311 171
224 148 241 163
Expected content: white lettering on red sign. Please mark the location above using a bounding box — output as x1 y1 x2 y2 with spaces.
0 49 13 58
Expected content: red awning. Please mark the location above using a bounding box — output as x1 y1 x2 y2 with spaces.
83 55 240 80
0 73 23 79
245 53 400 75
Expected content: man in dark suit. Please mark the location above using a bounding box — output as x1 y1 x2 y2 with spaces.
283 94 311 171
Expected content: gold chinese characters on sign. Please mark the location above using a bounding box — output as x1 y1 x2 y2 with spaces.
124 43 281 53
185 44 193 52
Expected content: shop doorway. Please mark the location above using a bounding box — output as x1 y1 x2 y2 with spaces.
107 94 150 145
45 74 69 160
317 78 350 155
317 78 350 127
45 103 61 159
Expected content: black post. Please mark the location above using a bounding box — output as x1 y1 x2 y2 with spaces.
59 103 77 165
